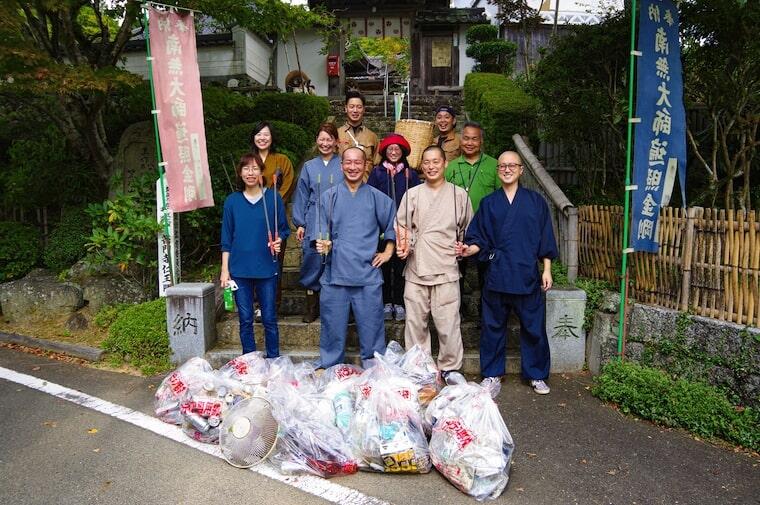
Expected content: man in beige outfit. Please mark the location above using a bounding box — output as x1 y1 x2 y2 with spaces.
396 145 473 377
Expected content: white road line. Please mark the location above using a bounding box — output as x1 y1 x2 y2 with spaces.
0 366 390 505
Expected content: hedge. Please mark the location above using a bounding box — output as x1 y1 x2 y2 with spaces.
250 92 330 137
102 298 171 375
593 360 760 451
463 73 538 156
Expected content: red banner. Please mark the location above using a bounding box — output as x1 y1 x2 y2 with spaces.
149 7 214 212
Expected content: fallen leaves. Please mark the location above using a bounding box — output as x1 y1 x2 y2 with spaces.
42 420 57 428
93 448 101 453
31 366 41 371
0 342 89 365
87 428 98 434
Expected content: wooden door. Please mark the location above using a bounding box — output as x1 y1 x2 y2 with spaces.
420 33 457 92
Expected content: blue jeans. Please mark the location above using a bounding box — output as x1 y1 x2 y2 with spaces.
232 275 280 357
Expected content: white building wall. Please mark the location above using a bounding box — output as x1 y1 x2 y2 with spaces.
243 30 271 84
120 46 237 80
457 25 476 86
275 30 329 96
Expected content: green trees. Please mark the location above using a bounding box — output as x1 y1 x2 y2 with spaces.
465 24 517 75
681 0 759 209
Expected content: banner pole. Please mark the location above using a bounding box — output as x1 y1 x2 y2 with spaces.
143 5 177 287
617 0 639 359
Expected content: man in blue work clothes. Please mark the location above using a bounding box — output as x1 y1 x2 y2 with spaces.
316 147 396 368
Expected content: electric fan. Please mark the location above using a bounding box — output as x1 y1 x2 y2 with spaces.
219 396 279 468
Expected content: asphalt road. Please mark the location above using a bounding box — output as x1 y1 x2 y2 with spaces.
0 346 758 505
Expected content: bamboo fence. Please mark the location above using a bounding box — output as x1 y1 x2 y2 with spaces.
578 205 760 328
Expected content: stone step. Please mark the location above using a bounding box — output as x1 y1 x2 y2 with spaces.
274 287 484 321
216 313 522 350
205 344 521 376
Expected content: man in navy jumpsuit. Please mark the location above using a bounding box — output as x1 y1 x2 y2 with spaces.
458 150 558 395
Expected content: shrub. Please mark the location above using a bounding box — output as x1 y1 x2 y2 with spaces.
463 73 537 156
0 221 40 281
465 24 499 44
201 85 258 130
250 92 330 136
85 174 161 293
103 298 171 374
94 304 126 329
43 208 92 272
206 120 311 173
575 277 613 331
465 24 516 74
592 360 760 451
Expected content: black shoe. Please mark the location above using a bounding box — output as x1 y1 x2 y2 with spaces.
302 290 319 323
440 370 460 385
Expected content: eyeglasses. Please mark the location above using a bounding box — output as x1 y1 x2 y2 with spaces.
497 163 522 172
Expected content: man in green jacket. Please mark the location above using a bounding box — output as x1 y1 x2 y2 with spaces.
445 121 500 308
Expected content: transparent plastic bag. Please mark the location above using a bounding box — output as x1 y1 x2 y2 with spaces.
154 357 214 424
268 382 359 478
425 376 515 501
267 356 318 392
318 364 364 436
218 352 269 386
351 379 431 474
398 344 443 407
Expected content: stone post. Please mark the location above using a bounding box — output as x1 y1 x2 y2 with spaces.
165 283 216 364
545 287 587 373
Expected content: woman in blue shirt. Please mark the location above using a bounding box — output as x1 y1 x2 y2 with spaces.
292 123 344 322
220 152 290 357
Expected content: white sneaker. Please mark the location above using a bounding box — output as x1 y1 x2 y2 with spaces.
383 303 393 320
480 376 502 398
531 379 550 395
394 305 406 321
254 308 262 322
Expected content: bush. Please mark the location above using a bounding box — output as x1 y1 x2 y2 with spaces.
206 120 311 174
201 85 258 130
575 277 613 331
103 298 171 374
85 174 161 293
463 73 537 156
43 208 92 272
465 24 516 74
0 221 40 281
250 92 330 136
465 24 499 44
592 360 760 451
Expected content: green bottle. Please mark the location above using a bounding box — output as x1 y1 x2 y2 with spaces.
224 286 235 311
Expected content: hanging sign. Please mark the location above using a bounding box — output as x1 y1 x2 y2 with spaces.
630 0 687 252
149 7 214 212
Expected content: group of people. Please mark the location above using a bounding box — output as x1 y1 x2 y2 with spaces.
220 91 558 396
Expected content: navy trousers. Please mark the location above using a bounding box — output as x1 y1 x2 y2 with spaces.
232 275 280 358
299 242 325 292
480 287 550 380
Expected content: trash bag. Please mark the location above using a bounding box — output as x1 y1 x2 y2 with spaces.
425 373 515 501
267 356 318 392
179 372 253 444
397 344 443 407
351 377 431 474
318 364 364 436
154 357 214 424
218 352 269 386
268 381 359 478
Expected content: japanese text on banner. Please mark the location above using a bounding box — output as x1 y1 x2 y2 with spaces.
149 7 214 212
630 0 686 253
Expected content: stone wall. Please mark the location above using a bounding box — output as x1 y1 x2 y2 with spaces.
587 291 760 408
